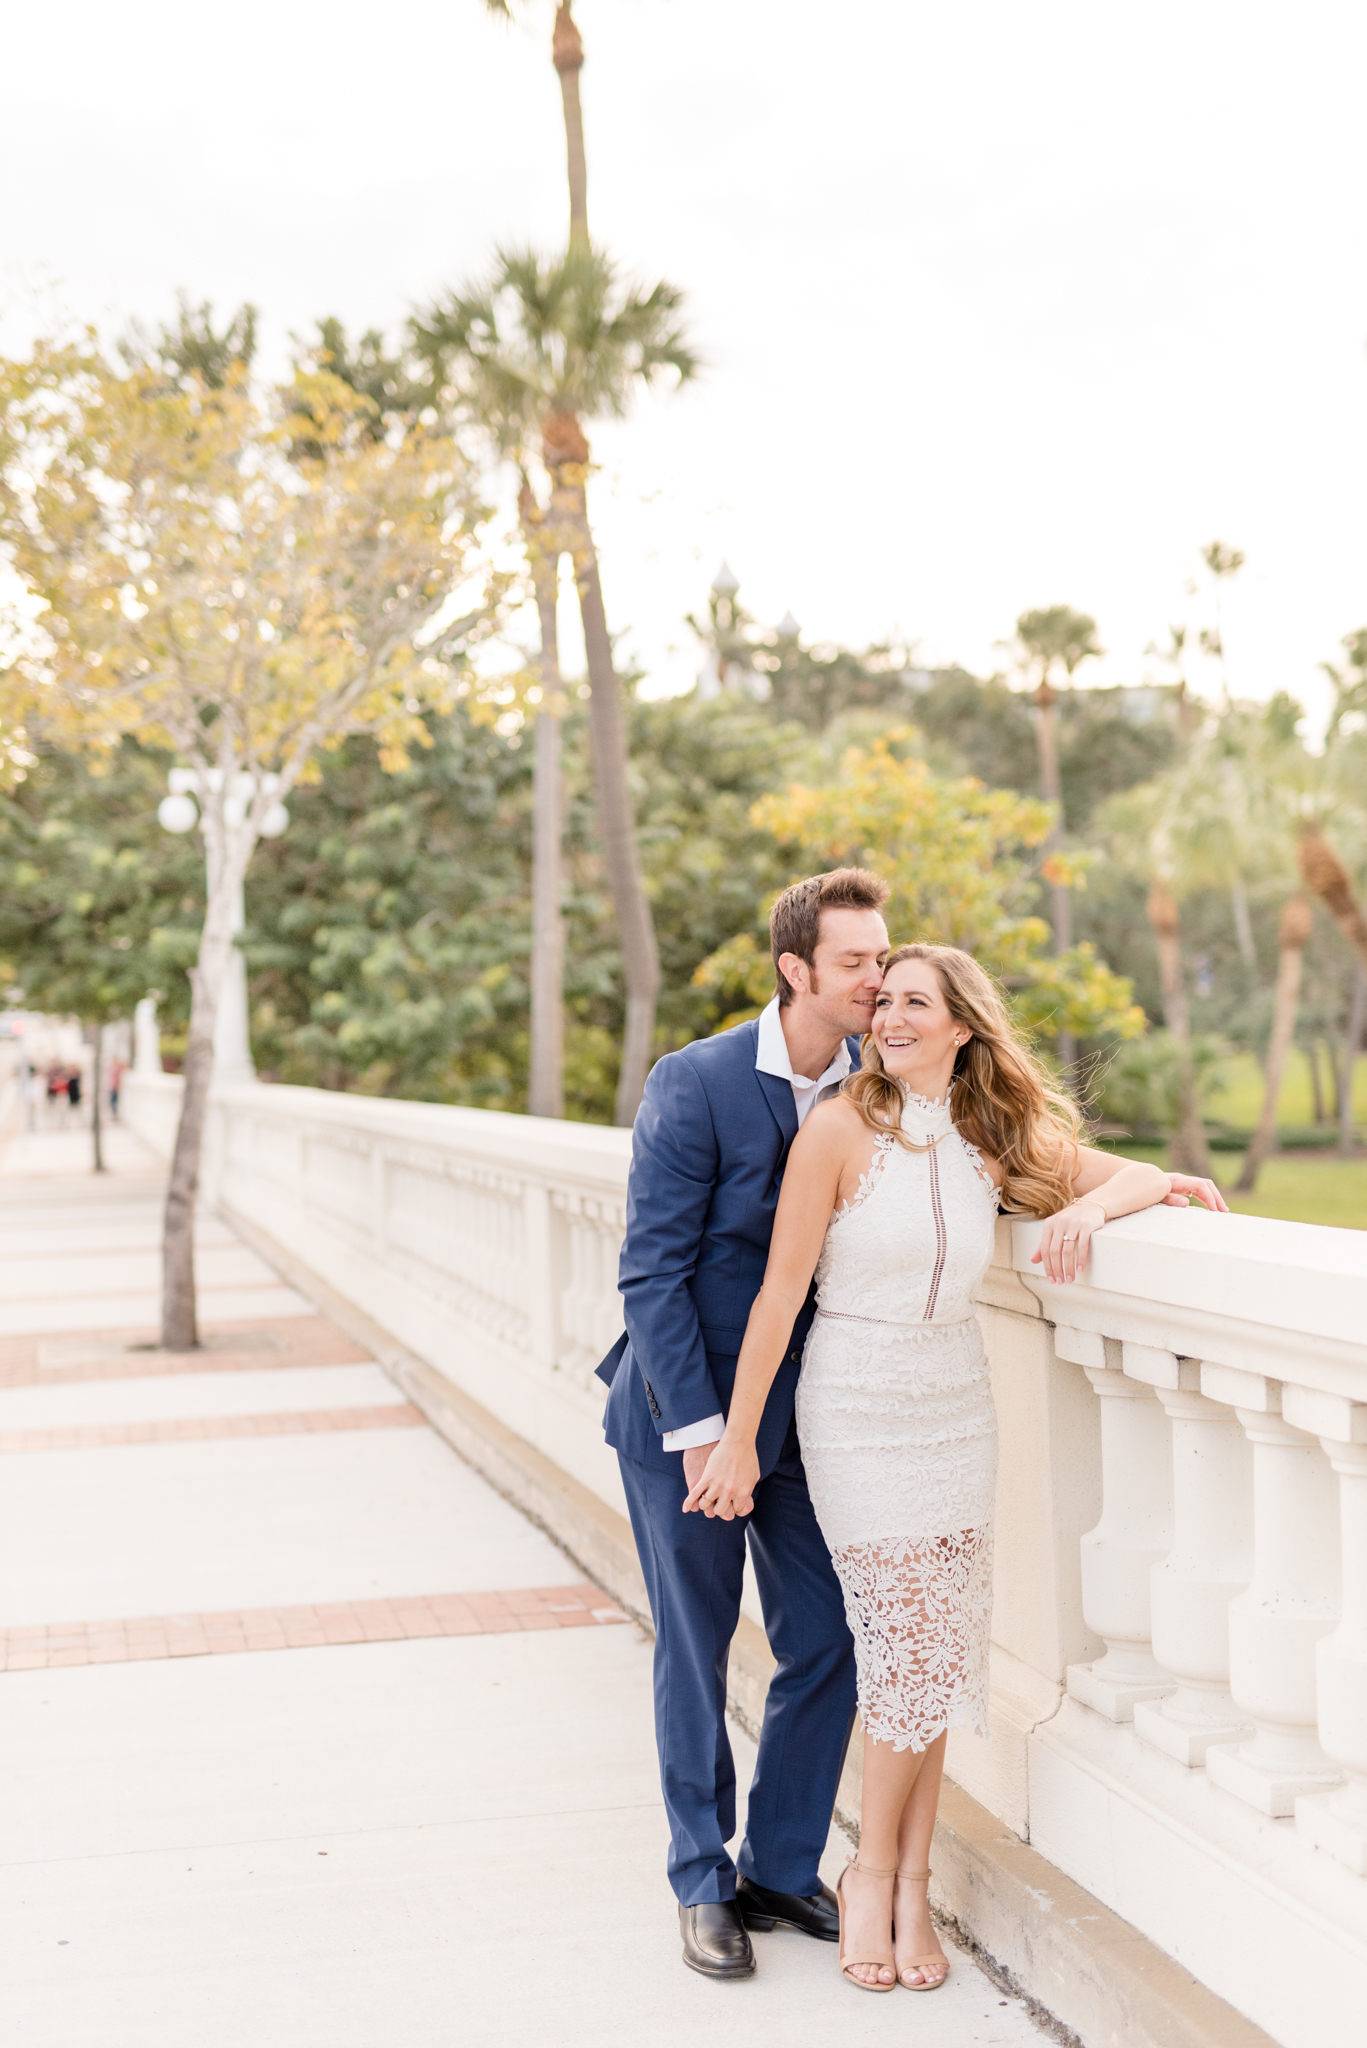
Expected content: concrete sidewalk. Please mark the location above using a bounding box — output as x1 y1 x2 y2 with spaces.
0 1125 1045 2046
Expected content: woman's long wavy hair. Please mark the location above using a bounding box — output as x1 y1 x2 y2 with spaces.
843 943 1082 1216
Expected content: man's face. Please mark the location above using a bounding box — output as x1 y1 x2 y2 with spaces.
781 906 890 1037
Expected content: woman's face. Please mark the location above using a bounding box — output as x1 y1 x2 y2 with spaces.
870 957 970 1094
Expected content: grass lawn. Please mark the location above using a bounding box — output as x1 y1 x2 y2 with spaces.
1211 1048 1367 1127
1109 1141 1367 1231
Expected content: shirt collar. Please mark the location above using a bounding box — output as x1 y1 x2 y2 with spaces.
755 997 852 1091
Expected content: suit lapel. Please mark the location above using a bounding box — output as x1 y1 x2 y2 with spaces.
755 1065 799 1150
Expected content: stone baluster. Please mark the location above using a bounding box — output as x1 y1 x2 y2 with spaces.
1202 1364 1341 1816
1119 1348 1255 1765
1284 1388 1367 1872
1056 1327 1176 1720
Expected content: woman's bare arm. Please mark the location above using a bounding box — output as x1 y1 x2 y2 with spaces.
682 1104 854 1521
1031 1144 1225 1284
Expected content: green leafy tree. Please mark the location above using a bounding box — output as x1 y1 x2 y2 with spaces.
0 740 201 1168
696 735 1142 1053
0 335 500 1348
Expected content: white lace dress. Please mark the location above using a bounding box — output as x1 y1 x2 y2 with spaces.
795 1093 999 1752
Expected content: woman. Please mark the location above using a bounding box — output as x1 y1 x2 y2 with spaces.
685 943 1224 1992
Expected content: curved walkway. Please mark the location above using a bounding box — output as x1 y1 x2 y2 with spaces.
0 1123 1045 2046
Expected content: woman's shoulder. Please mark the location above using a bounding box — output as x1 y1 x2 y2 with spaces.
795 1093 870 1149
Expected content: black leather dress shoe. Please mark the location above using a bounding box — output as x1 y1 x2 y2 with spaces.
679 1900 756 1979
735 1874 840 1941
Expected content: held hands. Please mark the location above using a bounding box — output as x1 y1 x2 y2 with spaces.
683 1434 760 1521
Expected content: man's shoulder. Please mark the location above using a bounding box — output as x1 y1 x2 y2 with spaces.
651 1019 760 1092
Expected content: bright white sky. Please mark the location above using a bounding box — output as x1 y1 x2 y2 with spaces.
5 1 1366 727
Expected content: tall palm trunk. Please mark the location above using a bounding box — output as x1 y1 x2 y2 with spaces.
1035 680 1075 1069
552 3 588 249
544 8 657 1122
1341 963 1367 1158
1231 877 1256 970
546 412 659 1124
1146 881 1213 1177
522 483 565 1119
1236 896 1313 1193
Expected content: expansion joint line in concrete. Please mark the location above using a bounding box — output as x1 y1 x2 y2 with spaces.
0 1404 426 1454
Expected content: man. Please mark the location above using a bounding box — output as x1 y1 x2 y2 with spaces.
597 868 891 1979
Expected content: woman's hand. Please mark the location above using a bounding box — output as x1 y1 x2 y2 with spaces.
1162 1172 1229 1213
683 1432 761 1520
1031 1196 1108 1284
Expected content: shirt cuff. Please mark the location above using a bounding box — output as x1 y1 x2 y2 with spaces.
662 1412 725 1452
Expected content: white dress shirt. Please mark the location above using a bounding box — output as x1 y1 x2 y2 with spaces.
662 999 853 1451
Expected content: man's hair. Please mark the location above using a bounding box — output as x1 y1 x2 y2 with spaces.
769 867 890 1006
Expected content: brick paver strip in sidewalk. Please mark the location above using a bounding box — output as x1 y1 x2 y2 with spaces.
0 1585 630 1669
0 1403 426 1454
0 1314 375 1387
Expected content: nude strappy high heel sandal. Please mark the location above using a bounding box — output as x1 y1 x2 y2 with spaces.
894 1867 949 1990
835 1860 897 1992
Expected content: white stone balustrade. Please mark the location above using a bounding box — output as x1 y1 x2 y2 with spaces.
1202 1370 1341 1815
1134 1359 1254 1765
121 1074 1367 2048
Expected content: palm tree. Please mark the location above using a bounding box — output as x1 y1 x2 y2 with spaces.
417 248 696 1123
1144 874 1215 1178
1010 606 1102 1072
1234 894 1313 1193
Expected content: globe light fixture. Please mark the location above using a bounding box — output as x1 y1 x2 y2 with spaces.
157 792 199 834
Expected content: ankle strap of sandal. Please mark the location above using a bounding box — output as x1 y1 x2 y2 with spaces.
897 1867 931 1882
849 1858 898 1877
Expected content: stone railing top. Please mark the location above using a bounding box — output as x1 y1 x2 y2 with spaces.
211 1079 634 1194
1009 1204 1367 1392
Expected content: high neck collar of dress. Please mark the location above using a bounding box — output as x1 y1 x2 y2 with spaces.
893 1081 955 1133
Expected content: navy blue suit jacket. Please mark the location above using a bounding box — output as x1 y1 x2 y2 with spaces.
597 1018 862 1476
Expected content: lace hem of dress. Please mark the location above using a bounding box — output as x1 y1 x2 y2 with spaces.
831 1132 895 1222
833 1525 993 1754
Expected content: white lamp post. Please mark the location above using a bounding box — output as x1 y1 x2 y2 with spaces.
156 769 289 1086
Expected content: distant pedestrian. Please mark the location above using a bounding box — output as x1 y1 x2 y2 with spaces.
108 1058 124 1121
66 1067 81 1114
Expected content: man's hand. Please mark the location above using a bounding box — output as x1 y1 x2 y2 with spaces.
683 1434 760 1521
1162 1173 1229 1213
682 1442 721 1500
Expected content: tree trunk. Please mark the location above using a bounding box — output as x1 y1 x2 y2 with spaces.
1231 877 1256 971
527 520 565 1120
1147 881 1213 1178
1341 963 1367 1157
1034 680 1076 1070
1236 896 1313 1193
86 1023 105 1174
1298 825 1367 972
1308 1039 1327 1125
546 422 659 1125
552 3 588 249
161 845 244 1350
